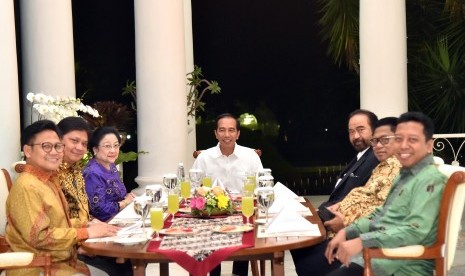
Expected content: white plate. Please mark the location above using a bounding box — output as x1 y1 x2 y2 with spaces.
159 227 199 236
178 207 191 213
113 237 148 245
213 225 253 234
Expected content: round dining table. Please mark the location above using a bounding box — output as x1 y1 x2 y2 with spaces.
81 200 326 276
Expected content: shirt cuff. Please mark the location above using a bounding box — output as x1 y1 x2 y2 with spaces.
359 232 379 248
345 225 360 240
76 228 89 241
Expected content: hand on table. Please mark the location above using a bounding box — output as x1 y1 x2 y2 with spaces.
87 222 120 238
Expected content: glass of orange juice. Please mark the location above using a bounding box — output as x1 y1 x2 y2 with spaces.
150 207 164 241
241 190 254 226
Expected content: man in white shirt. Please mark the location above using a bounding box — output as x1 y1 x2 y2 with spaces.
192 113 263 276
192 113 263 194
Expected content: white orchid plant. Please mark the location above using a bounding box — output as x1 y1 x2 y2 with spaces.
26 92 100 124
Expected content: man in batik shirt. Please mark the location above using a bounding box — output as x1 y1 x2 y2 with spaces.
292 117 401 275
6 120 117 276
325 112 447 276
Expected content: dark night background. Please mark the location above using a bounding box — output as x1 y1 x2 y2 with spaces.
16 1 362 191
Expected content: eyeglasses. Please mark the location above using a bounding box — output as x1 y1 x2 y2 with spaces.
369 135 396 147
99 144 120 150
30 142 65 153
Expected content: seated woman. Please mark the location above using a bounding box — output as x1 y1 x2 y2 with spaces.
83 126 135 222
6 120 117 276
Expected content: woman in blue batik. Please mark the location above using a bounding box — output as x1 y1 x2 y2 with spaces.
83 126 135 221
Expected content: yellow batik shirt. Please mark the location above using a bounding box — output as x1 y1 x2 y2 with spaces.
338 156 401 226
5 164 89 276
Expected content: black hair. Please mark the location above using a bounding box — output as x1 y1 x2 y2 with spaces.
349 109 378 132
375 117 398 133
89 126 121 156
398 111 435 140
21 120 62 148
57 117 91 137
215 113 240 131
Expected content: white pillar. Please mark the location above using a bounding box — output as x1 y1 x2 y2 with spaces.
184 0 196 169
20 0 76 125
0 0 22 173
359 0 408 118
134 0 187 186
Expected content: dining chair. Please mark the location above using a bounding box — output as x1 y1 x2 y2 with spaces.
363 164 465 276
192 149 262 158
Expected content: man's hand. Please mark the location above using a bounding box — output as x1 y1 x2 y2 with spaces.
325 229 346 264
327 203 339 212
324 211 345 232
87 222 120 238
334 238 363 267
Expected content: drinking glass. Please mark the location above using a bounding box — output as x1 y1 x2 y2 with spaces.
241 191 254 226
189 169 203 190
243 176 256 193
167 190 179 223
180 180 191 204
202 173 212 188
150 207 164 241
163 174 178 190
257 175 274 188
146 184 163 207
134 198 152 237
257 187 275 224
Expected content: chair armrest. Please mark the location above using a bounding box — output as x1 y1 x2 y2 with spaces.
0 252 34 267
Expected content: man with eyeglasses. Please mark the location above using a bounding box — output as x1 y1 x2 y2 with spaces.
325 112 447 276
291 117 401 275
5 120 118 275
318 109 380 209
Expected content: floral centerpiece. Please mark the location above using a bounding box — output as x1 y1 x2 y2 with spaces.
190 186 235 217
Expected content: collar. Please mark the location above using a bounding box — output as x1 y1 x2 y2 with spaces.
23 164 56 183
213 143 239 158
59 161 83 173
400 154 434 176
357 147 370 160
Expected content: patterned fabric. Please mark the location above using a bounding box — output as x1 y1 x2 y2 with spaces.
5 164 90 276
58 162 90 228
83 159 127 222
159 216 244 260
345 154 447 276
192 143 263 193
338 156 401 226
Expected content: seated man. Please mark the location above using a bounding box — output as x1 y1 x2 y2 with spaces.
5 120 117 276
192 113 263 276
325 112 447 276
291 117 401 275
319 109 379 209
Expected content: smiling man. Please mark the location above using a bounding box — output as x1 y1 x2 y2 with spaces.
191 113 263 276
192 113 263 194
324 112 447 276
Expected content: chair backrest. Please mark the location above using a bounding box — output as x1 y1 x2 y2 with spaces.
193 148 262 158
436 164 465 270
0 250 52 276
0 169 12 236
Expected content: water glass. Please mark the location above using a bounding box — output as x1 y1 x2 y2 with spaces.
256 187 275 224
189 169 203 190
163 174 178 190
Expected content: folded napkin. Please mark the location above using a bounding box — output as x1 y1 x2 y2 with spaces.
266 206 318 234
268 197 309 214
212 178 225 190
273 182 299 200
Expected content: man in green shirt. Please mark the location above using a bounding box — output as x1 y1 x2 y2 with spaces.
325 111 447 276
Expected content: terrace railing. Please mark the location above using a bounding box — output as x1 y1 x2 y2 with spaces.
433 133 465 166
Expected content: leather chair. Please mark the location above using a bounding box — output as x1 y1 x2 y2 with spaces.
0 168 52 276
363 164 465 276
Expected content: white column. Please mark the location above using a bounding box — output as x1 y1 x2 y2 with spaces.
184 0 196 169
20 0 76 125
359 0 408 118
134 0 187 186
0 0 22 173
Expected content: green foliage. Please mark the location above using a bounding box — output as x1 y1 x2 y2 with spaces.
318 0 465 133
116 151 148 165
122 80 137 111
187 65 221 117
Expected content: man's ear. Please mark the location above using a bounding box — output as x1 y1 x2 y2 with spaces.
426 139 434 153
237 130 240 140
23 145 32 159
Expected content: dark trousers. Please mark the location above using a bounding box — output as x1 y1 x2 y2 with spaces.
290 240 342 276
326 263 364 276
78 254 133 276
210 260 249 276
